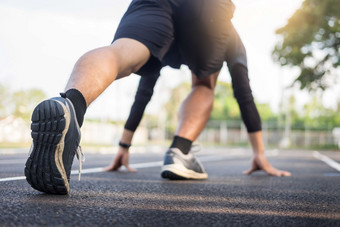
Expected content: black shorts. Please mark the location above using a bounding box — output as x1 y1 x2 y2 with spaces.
225 23 248 70
113 0 235 78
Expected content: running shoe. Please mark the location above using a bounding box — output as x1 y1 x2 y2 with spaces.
24 93 83 194
161 148 208 180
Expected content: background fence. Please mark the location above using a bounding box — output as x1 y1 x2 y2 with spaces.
0 117 339 149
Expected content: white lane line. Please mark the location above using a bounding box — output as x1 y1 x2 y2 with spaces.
130 161 163 169
0 155 239 182
313 151 340 172
0 176 26 182
69 161 164 175
70 155 241 175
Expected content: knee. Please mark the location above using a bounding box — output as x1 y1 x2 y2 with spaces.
191 83 214 97
191 80 216 106
110 39 150 77
191 70 219 90
192 75 218 91
192 81 215 92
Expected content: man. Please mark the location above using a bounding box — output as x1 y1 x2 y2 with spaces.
25 0 289 195
104 23 290 178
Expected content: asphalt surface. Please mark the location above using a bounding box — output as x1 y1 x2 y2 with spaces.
0 147 339 226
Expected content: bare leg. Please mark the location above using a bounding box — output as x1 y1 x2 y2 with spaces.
161 71 219 180
25 38 150 194
175 71 220 141
65 38 150 106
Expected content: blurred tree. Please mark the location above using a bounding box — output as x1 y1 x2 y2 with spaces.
210 81 240 121
211 81 277 123
0 84 12 118
272 0 340 90
302 94 340 129
284 94 304 129
256 103 277 122
163 82 191 133
12 89 46 121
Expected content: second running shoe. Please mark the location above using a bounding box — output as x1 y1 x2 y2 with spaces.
161 148 208 180
24 93 82 195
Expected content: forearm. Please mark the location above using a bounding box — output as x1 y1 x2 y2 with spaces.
248 131 265 155
245 130 291 176
120 129 134 145
229 65 264 154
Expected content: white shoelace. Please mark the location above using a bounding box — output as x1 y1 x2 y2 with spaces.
28 143 85 181
75 146 85 181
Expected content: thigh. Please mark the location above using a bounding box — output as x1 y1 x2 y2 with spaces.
113 0 175 62
110 38 151 78
177 0 235 78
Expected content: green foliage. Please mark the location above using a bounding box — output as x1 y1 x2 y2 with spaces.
0 84 12 118
210 81 240 121
302 95 340 129
12 89 46 121
256 103 277 122
162 80 340 131
0 84 46 121
211 81 277 123
280 92 340 130
272 0 340 90
143 113 160 129
163 82 191 132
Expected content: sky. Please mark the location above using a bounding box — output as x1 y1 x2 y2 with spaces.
0 0 339 120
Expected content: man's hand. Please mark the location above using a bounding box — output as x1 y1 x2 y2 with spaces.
243 153 291 177
104 148 136 172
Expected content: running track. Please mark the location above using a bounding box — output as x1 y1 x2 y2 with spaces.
1 147 339 226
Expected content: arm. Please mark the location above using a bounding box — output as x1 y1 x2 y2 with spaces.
105 72 160 171
226 24 291 176
124 73 160 132
246 131 291 176
104 129 136 172
229 65 290 176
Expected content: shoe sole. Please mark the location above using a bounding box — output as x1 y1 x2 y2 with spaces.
24 99 70 195
161 164 208 180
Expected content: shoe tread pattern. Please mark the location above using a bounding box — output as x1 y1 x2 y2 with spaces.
161 170 187 180
24 100 68 195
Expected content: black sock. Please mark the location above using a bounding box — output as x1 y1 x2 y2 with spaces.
63 89 87 127
170 136 192 155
